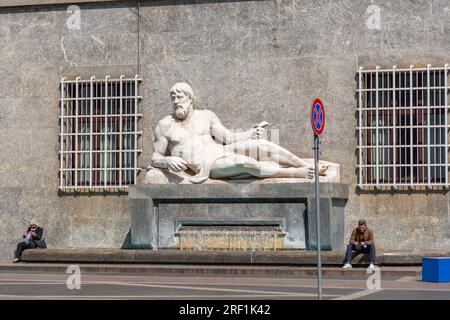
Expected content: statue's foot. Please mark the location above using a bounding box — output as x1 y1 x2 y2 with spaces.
296 167 314 179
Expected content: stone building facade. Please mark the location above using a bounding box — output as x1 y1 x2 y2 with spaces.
1 0 449 260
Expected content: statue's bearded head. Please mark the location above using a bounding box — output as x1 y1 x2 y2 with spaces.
170 83 195 120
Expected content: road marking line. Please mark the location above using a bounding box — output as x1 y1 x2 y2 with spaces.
333 289 383 300
0 293 339 299
2 280 449 291
1 279 450 293
0 275 411 287
395 276 419 282
90 280 316 296
0 281 320 297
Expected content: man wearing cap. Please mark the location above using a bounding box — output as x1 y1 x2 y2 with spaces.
342 219 376 270
13 218 46 262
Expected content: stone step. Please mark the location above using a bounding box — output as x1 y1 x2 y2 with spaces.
0 263 421 277
19 248 450 265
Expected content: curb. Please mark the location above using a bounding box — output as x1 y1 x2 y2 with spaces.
0 263 421 277
20 248 450 266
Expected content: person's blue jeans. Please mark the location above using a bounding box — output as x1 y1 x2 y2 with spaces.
345 244 376 264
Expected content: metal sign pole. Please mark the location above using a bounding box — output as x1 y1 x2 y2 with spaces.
311 98 325 300
314 133 322 300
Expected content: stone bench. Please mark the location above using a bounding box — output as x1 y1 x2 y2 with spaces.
21 248 450 265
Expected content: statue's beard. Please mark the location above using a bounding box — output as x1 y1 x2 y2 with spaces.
175 106 189 120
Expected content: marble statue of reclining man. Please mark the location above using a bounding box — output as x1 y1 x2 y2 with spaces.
150 82 329 184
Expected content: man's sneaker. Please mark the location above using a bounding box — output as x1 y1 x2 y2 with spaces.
367 263 376 270
342 263 352 269
12 258 19 263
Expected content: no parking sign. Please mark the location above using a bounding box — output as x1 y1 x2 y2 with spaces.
311 98 325 136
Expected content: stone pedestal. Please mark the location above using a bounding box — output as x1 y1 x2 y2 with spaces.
129 183 349 251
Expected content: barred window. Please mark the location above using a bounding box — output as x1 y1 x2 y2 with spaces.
59 75 142 191
357 65 449 189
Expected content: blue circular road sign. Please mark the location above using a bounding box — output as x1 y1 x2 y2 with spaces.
311 98 325 136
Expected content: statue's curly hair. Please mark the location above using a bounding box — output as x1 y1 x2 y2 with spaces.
170 82 195 107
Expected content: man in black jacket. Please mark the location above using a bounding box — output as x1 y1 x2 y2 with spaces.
13 218 46 262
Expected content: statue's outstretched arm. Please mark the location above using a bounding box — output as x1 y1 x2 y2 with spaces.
209 110 253 144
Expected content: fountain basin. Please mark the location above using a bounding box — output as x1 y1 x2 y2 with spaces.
176 225 285 251
129 183 349 251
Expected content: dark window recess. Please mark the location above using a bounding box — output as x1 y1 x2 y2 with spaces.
357 67 449 187
59 76 142 191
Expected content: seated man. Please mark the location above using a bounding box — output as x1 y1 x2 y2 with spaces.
13 218 46 262
342 219 376 270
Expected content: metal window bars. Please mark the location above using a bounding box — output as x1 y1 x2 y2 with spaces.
357 65 450 190
59 75 143 192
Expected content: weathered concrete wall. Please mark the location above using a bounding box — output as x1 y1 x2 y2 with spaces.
1 0 450 260
0 2 138 261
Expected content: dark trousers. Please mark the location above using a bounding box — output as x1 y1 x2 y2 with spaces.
14 241 36 259
345 244 376 264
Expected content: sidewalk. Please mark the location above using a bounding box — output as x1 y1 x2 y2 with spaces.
0 248 443 277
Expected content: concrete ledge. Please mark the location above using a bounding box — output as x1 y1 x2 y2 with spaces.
0 262 421 277
21 248 450 265
129 183 349 200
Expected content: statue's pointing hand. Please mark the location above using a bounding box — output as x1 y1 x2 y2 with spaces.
319 165 329 176
165 156 188 172
250 121 270 139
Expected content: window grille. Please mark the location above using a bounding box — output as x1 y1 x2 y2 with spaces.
357 65 450 189
59 75 143 191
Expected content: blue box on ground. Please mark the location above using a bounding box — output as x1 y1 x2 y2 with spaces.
422 257 450 282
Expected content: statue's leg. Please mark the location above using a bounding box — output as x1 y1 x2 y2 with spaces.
225 139 310 168
210 155 314 179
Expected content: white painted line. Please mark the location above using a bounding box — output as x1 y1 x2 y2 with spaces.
0 274 408 286
3 279 449 291
0 293 339 300
333 289 383 300
395 276 418 282
0 281 317 297
89 281 311 296
1 279 450 292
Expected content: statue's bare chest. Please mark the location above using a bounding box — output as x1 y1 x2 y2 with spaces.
167 117 211 143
